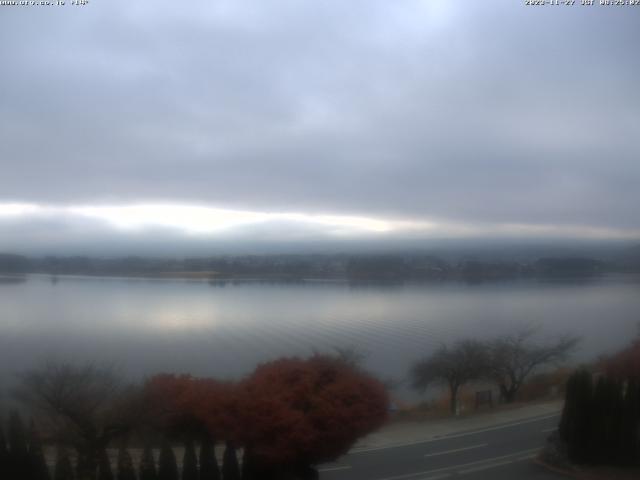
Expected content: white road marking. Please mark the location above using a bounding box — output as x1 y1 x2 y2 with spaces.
417 474 452 480
374 469 449 480
459 452 538 474
423 443 488 458
515 453 538 461
373 447 541 480
457 459 514 474
352 413 560 454
318 465 352 473
443 447 540 472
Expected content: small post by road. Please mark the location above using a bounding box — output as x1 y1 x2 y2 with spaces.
475 390 493 410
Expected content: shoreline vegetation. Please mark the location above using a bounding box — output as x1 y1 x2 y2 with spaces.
2 269 639 285
1 356 389 480
1 247 639 283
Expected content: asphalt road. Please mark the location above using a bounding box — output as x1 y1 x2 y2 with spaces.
319 413 567 480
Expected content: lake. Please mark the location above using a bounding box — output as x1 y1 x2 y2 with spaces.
0 274 638 401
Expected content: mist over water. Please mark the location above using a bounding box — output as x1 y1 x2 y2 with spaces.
1 273 638 401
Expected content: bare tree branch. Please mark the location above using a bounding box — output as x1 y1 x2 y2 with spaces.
488 328 579 402
411 340 489 414
15 361 144 480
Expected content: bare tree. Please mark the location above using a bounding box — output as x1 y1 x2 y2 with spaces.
411 340 489 415
488 327 579 403
16 362 144 480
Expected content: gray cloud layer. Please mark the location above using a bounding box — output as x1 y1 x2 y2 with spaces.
1 0 639 251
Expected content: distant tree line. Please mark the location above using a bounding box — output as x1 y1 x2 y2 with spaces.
0 355 389 480
1 251 634 280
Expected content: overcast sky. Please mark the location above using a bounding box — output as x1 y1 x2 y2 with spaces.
1 1 639 255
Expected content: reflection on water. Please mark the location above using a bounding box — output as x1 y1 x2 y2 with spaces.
0 274 639 399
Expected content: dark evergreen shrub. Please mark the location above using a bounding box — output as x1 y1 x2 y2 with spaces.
27 421 51 480
97 448 114 480
76 450 98 480
559 369 592 464
221 442 240 480
240 448 255 480
157 441 178 480
560 369 640 467
117 447 136 480
182 440 198 480
0 424 9 480
589 376 610 463
138 444 157 480
8 411 30 478
239 450 277 480
621 379 640 465
607 378 625 464
54 448 75 480
198 437 219 480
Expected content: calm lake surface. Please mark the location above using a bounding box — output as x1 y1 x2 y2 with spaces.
1 274 639 400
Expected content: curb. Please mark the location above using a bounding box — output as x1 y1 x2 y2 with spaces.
534 456 578 479
535 457 640 480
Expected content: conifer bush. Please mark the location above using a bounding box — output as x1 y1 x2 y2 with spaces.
198 437 219 480
54 448 75 480
117 447 136 480
221 442 240 480
8 411 30 479
97 448 114 480
559 367 640 466
27 422 51 480
182 439 198 480
0 424 9 480
157 441 178 480
138 444 157 480
559 369 592 464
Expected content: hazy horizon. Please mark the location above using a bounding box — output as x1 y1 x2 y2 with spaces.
2 1 639 254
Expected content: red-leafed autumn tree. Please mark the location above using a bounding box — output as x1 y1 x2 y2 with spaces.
143 374 237 441
236 355 389 475
143 374 198 435
189 378 240 442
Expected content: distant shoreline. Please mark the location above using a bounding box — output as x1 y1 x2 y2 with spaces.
2 250 639 283
3 271 638 286
2 271 349 283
